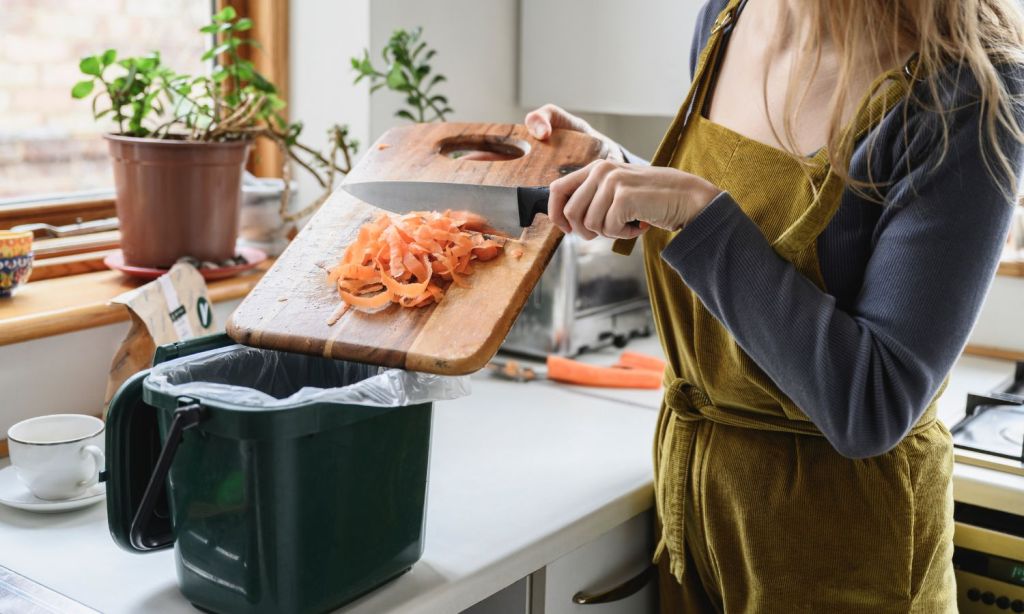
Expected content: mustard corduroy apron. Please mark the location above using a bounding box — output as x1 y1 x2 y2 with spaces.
625 1 957 611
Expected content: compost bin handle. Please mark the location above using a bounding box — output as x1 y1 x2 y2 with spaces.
129 403 204 551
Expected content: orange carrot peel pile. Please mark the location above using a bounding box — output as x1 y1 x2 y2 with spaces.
326 210 508 319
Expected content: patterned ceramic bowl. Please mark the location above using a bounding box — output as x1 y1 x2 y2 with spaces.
0 254 33 297
0 230 33 259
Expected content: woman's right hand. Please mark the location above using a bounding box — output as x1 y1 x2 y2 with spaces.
524 104 625 163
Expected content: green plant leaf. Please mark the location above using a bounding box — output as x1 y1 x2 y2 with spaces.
101 49 116 66
395 109 416 122
267 93 286 111
386 64 407 89
137 53 159 71
425 74 446 92
201 42 232 61
236 64 254 81
79 56 102 76
234 17 252 31
71 79 94 99
250 71 276 93
213 6 236 22
203 22 233 34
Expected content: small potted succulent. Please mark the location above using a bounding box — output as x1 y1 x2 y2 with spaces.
72 7 356 269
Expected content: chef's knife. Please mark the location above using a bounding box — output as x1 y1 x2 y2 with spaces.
343 180 550 236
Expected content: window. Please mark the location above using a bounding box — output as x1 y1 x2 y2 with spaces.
0 0 213 204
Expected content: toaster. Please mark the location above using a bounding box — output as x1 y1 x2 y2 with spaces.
502 234 653 357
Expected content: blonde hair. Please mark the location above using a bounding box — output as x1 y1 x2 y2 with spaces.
771 0 1024 199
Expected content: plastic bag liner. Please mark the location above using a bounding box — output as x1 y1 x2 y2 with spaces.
147 344 470 409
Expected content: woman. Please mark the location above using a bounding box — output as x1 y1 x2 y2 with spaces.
525 0 1024 611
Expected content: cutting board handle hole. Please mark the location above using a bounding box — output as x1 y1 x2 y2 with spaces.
437 135 529 161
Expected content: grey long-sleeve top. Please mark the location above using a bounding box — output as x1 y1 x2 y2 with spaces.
627 0 1024 458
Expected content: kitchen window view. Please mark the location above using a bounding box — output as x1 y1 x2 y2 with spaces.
0 0 212 204
0 2 1022 614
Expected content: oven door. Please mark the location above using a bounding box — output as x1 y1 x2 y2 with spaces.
953 508 1024 612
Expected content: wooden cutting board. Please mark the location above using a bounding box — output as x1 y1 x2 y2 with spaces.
227 123 604 374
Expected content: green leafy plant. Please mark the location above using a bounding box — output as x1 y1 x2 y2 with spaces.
351 27 452 123
72 7 357 221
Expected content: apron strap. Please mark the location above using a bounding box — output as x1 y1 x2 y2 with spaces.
613 0 744 257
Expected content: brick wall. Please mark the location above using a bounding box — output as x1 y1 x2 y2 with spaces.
0 0 210 199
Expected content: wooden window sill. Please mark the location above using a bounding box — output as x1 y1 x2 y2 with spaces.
963 344 1024 362
0 260 271 347
998 258 1024 277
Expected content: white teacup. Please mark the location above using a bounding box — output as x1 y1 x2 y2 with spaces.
7 414 105 501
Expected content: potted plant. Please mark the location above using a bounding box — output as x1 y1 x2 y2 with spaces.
72 7 356 269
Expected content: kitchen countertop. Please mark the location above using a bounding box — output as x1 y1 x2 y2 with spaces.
0 338 1018 613
0 339 663 614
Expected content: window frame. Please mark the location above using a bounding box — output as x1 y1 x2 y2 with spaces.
1 0 289 272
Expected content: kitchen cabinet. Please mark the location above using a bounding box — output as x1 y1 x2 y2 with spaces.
533 510 657 614
461 511 657 614
519 0 698 116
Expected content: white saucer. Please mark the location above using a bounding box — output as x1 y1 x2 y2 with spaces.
0 465 105 513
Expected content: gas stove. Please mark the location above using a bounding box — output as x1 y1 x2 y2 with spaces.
952 362 1024 476
949 361 1024 613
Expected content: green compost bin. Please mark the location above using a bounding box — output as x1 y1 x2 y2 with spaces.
104 334 433 614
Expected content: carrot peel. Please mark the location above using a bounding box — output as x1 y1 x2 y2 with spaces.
546 355 662 389
326 210 509 319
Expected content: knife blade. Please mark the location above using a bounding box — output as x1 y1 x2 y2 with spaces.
343 180 550 236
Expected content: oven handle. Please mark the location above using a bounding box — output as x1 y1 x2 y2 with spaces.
955 522 1024 561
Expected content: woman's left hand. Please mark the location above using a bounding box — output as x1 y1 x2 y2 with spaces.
548 160 722 240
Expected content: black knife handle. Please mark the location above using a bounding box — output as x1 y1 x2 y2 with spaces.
517 186 550 228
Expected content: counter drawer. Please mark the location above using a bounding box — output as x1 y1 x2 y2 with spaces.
534 510 657 614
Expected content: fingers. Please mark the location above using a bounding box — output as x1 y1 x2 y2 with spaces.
525 103 588 140
547 163 592 233
563 169 605 240
547 159 658 240
604 198 651 239
458 150 518 162
549 160 625 239
573 162 620 239
524 106 553 140
610 220 648 240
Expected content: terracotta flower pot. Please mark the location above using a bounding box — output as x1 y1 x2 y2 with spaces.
105 135 251 269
